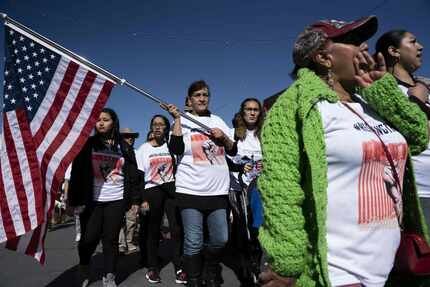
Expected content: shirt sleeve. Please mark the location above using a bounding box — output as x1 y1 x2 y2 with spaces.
360 73 429 155
135 144 145 172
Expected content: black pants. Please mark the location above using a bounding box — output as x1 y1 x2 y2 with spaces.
78 199 125 274
139 182 183 270
228 190 262 285
164 196 183 269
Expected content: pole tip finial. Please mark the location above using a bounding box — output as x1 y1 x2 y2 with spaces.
0 13 7 20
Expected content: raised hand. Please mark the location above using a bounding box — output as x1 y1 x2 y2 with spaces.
354 52 386 88
210 128 226 142
243 163 253 173
160 103 181 119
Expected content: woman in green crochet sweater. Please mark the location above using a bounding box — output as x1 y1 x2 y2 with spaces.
258 16 429 287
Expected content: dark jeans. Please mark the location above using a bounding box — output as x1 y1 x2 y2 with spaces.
78 199 125 275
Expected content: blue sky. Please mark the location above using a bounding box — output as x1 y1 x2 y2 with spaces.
1 0 429 147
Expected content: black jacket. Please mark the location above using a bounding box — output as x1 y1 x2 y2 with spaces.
68 136 140 209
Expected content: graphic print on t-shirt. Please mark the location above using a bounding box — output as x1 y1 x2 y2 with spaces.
149 156 173 184
92 152 124 185
358 140 407 225
191 134 225 165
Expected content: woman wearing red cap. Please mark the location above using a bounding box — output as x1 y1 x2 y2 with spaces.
258 17 429 287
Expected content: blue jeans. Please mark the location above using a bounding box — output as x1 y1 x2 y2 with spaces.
181 208 228 256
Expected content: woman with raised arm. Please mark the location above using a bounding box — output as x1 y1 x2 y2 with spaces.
258 17 428 287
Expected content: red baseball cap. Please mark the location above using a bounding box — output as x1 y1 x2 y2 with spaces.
310 15 378 43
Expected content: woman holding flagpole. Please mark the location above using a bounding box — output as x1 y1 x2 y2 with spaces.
166 80 237 287
68 108 140 287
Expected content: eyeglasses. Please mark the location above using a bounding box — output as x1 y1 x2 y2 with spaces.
191 92 209 98
244 108 260 113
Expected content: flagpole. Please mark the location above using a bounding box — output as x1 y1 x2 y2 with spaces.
0 13 212 133
0 13 122 84
122 82 212 132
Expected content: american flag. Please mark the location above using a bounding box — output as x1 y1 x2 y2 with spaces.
0 22 115 263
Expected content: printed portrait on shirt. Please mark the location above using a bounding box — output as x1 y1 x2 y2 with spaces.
92 152 124 185
149 156 173 184
358 140 407 226
191 134 225 165
232 154 263 183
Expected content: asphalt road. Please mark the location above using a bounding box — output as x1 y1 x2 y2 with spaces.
0 222 240 287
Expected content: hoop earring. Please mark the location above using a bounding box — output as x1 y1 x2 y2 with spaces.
326 69 335 89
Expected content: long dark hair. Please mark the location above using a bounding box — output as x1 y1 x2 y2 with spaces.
233 98 264 141
94 107 122 152
375 30 408 68
150 114 171 143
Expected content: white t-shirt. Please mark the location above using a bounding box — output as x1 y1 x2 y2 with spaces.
135 142 174 189
398 84 430 198
62 164 72 191
64 164 72 181
92 149 125 202
175 113 232 196
230 129 262 190
318 100 405 287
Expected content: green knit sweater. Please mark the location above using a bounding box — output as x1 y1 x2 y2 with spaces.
258 68 429 287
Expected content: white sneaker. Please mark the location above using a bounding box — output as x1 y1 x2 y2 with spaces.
102 273 117 287
75 214 81 242
119 245 127 254
127 243 138 252
77 265 90 287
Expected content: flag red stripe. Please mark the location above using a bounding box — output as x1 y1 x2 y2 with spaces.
0 146 16 239
39 71 97 187
15 109 44 225
39 249 46 264
25 224 42 257
3 112 32 232
5 236 19 250
33 62 79 148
